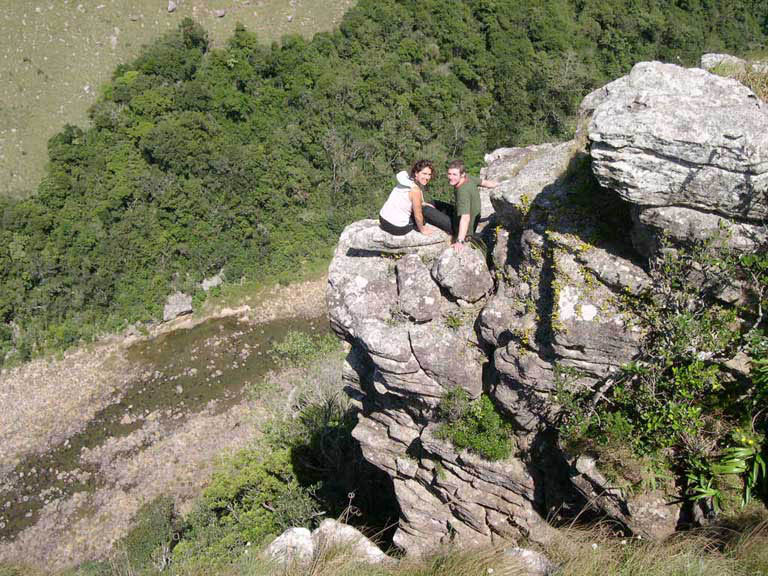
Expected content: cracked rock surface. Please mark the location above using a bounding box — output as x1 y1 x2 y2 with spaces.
327 60 767 551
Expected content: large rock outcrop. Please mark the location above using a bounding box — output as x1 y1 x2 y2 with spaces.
586 61 768 258
327 61 767 553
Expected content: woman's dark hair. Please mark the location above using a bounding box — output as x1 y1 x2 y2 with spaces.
409 159 434 180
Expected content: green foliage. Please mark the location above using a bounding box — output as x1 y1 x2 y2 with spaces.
558 238 768 512
437 389 513 461
172 448 321 567
268 330 340 366
443 312 463 330
115 496 180 574
172 362 397 570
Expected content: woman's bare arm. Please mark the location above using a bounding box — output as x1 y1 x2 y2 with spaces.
409 186 432 234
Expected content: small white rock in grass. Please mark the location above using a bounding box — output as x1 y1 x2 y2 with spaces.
312 519 393 564
265 527 314 565
167 1 176 13
505 547 555 576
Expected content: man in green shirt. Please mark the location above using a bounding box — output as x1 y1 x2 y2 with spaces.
447 160 499 251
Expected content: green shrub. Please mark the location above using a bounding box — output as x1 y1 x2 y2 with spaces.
437 389 513 461
557 239 768 513
119 497 179 574
173 449 321 568
269 331 340 366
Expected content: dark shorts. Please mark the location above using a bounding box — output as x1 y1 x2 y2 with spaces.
379 215 414 236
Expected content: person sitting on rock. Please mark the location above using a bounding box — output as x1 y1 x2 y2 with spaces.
379 160 452 236
447 159 499 250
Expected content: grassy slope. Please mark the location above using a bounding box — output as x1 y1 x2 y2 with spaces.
0 0 355 199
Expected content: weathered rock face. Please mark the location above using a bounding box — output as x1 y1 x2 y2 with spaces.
162 292 193 322
327 61 767 554
431 247 494 303
587 61 768 258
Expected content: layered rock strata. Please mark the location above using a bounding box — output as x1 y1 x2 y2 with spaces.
327 61 768 552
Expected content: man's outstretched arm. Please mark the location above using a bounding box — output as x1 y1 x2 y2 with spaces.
452 213 471 250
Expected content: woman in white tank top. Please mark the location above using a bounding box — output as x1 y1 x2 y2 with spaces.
379 160 435 236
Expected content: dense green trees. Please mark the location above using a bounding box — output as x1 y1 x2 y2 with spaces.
1 0 766 362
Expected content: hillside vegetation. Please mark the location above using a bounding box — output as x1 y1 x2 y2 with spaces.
1 0 767 364
0 0 355 199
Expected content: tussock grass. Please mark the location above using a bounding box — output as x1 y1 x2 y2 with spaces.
160 521 768 575
544 515 768 576
7 515 768 575
180 543 527 576
734 66 768 102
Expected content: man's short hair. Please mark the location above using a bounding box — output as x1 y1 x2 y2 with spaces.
448 160 465 174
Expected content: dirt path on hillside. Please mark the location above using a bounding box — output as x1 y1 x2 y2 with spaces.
0 277 328 570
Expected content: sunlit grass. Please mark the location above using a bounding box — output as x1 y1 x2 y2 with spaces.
0 0 355 199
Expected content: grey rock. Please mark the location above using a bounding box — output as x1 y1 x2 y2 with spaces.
167 1 176 13
347 219 448 255
549 238 645 378
201 273 223 292
162 292 192 322
326 59 768 551
488 142 576 231
631 205 767 257
505 547 556 576
265 527 314 565
589 62 768 222
478 283 527 348
213 9 226 18
409 323 483 398
327 221 398 337
569 456 679 539
396 254 441 322
700 53 768 74
311 519 391 564
431 247 493 303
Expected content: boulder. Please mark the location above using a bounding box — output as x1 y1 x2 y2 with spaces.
396 254 441 322
266 522 392 566
162 292 192 322
431 247 493 303
200 273 223 291
311 519 391 564
265 527 314 565
700 53 768 74
346 219 448 255
631 205 767 257
589 62 768 223
569 456 679 539
488 142 576 231
505 547 556 576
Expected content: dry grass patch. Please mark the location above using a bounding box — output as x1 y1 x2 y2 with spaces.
544 515 768 576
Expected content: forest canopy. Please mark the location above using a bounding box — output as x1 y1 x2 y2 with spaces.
1 0 767 361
